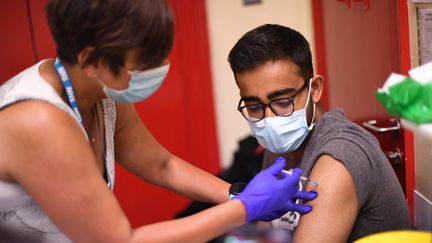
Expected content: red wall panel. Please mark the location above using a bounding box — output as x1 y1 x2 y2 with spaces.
27 0 56 60
0 0 36 84
314 0 399 122
397 0 415 223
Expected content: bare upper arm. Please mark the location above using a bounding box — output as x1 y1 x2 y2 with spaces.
293 154 358 243
1 101 131 242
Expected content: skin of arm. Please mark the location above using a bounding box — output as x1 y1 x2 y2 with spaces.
293 154 358 243
1 101 245 242
113 102 230 204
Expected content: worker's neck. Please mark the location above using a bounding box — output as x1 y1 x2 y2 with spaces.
65 64 105 114
43 59 106 115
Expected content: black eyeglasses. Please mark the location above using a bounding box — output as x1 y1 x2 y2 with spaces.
237 81 308 122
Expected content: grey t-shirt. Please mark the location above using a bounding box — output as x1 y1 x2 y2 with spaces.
263 109 410 242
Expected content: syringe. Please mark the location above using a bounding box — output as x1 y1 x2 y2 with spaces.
282 169 319 188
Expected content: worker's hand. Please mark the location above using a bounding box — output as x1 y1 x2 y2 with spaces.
235 157 317 223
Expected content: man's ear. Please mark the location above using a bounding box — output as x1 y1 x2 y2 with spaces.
77 46 98 77
310 75 324 103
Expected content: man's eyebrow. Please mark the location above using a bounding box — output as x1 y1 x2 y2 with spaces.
267 87 296 100
241 87 297 103
241 96 261 102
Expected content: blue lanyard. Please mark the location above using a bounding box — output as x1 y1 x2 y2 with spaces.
53 57 112 190
54 57 84 128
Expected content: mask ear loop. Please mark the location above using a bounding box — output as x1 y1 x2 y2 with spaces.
95 75 111 99
306 78 316 130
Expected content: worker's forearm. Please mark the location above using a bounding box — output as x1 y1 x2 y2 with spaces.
161 156 230 204
131 199 246 243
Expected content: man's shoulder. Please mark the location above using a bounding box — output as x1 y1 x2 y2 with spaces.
313 109 376 145
316 109 354 131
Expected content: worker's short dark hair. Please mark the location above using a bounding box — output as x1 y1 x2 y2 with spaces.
46 0 174 75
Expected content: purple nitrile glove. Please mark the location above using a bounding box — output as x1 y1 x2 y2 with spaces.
235 157 318 223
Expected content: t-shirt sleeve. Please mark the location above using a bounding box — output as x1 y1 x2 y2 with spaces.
316 138 372 209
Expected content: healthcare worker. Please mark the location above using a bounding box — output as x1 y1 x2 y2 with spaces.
0 1 317 242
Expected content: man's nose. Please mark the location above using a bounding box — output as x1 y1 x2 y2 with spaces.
264 105 277 118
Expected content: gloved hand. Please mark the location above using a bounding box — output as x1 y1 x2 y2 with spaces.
235 157 318 223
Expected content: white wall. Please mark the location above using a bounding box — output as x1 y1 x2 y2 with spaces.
205 0 315 168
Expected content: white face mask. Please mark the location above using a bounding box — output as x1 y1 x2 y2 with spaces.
101 64 170 103
247 81 316 154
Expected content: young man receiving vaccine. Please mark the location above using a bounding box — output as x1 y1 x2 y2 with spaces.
228 24 410 242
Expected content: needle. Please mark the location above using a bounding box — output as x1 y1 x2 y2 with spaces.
282 169 319 188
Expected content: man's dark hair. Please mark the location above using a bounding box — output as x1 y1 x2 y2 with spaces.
228 24 313 81
46 0 174 75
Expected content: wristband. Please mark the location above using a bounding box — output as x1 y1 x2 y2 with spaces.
229 182 247 200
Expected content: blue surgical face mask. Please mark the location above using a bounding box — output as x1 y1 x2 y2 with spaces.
101 64 170 103
247 80 316 154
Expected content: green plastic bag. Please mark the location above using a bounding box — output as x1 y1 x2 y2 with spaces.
376 62 432 124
